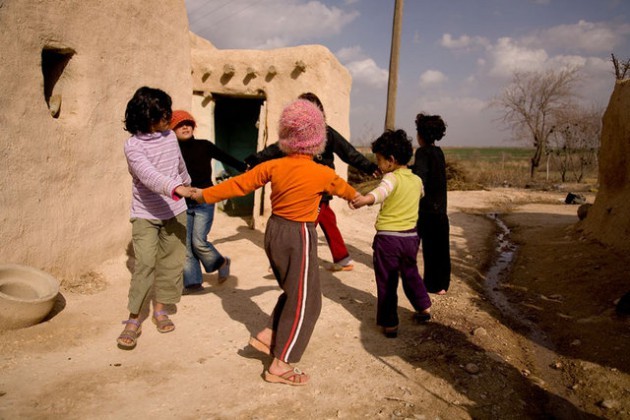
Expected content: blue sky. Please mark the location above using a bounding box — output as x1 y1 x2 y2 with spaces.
185 0 630 147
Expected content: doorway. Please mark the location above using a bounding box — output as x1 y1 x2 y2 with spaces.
213 95 265 217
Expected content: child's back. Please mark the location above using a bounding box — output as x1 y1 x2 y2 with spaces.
201 154 355 222
351 129 431 338
373 168 422 232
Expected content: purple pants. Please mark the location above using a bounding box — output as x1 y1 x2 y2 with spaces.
372 230 432 328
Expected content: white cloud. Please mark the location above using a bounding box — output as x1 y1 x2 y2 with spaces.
523 20 630 54
187 0 359 49
345 59 389 88
419 70 447 87
336 46 366 62
487 37 549 77
440 33 489 50
335 46 388 88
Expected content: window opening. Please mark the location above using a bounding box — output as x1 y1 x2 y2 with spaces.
41 47 75 118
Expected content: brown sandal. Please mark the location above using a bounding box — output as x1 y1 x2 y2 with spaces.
264 367 309 386
152 310 175 333
117 319 142 350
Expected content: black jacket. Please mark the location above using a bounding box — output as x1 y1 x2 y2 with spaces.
179 138 247 189
245 125 377 202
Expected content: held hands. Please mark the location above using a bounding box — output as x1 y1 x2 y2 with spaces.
174 185 196 199
174 185 205 203
349 192 374 209
348 192 370 209
190 188 205 203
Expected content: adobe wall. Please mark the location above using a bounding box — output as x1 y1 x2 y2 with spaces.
581 79 630 252
188 33 353 229
0 1 192 279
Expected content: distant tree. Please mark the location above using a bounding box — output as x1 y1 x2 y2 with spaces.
549 105 602 182
492 68 580 178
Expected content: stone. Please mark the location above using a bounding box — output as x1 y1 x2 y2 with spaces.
464 363 480 374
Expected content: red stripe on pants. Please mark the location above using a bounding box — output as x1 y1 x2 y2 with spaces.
280 222 307 360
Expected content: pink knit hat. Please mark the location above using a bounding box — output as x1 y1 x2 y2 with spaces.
278 99 326 155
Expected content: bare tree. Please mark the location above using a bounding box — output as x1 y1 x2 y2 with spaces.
492 68 580 178
549 105 602 182
611 53 630 80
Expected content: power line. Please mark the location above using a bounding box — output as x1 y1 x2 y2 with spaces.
189 0 237 25
206 1 261 28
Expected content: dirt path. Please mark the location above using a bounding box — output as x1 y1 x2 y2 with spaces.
0 189 628 419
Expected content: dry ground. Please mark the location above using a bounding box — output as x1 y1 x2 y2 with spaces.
0 189 628 419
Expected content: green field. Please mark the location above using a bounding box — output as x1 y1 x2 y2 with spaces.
351 146 597 189
442 147 533 162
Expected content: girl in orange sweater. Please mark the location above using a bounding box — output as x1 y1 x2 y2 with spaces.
192 99 359 385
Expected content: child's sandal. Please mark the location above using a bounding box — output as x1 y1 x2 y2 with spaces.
117 319 142 350
152 310 175 333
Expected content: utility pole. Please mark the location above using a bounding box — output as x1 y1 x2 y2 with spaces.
385 0 403 130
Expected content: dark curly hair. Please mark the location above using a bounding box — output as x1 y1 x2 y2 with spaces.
415 113 446 144
124 86 172 134
371 129 413 165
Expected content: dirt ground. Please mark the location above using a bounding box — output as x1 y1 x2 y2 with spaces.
0 188 628 419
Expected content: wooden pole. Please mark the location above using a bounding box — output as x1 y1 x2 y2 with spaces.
385 0 403 130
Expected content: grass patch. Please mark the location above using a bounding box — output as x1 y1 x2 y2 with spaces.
348 147 598 192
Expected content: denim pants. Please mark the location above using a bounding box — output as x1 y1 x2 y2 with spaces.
184 202 225 287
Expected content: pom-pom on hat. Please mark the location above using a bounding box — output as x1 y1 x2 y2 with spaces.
278 99 326 156
170 110 196 129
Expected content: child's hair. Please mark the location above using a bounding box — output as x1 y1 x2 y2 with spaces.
124 87 173 134
278 99 326 156
415 113 447 144
298 92 325 114
371 129 413 165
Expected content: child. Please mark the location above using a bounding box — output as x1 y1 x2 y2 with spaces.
409 113 451 295
191 99 359 385
244 92 380 272
351 129 432 338
117 87 195 350
170 110 247 293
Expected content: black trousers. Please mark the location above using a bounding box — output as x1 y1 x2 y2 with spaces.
417 212 451 293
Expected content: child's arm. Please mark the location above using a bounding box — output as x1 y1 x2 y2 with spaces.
352 173 398 209
351 193 374 209
207 141 247 173
125 142 187 198
329 126 380 177
325 174 357 203
192 162 271 203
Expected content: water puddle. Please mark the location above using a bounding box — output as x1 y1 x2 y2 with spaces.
484 213 568 389
484 213 518 316
484 213 551 346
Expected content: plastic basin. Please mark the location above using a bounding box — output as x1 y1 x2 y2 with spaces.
0 264 60 330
